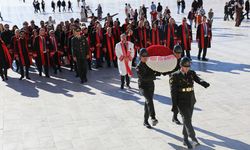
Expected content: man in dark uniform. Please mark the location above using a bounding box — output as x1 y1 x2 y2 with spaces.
136 48 159 129
163 44 183 125
170 57 210 149
71 28 89 84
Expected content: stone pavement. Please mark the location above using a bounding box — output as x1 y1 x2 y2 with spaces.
1 0 250 150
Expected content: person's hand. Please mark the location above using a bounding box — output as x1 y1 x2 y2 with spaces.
73 57 77 62
86 55 90 59
203 82 210 88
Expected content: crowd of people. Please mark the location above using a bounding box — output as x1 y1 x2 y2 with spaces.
0 0 213 82
224 0 250 26
0 1 216 149
32 0 74 13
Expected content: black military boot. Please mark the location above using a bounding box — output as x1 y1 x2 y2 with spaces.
151 118 158 126
172 114 181 125
143 121 152 129
183 138 192 149
192 137 200 146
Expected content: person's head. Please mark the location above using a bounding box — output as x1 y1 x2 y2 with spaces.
180 57 191 73
15 29 20 37
139 48 149 63
82 26 88 34
49 30 55 37
74 27 81 37
107 27 112 34
30 20 35 25
202 16 207 22
120 33 127 43
32 29 38 36
169 18 174 24
12 25 19 32
0 23 4 32
173 44 183 59
4 24 10 31
39 28 45 36
128 29 133 36
20 30 25 38
182 17 187 24
40 20 45 27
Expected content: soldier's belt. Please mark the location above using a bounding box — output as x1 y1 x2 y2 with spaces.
180 87 193 92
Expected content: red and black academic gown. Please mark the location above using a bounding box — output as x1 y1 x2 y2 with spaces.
0 39 12 69
49 36 62 66
122 23 130 33
10 36 19 58
66 32 74 61
137 27 149 48
91 29 103 59
196 23 212 49
16 38 32 67
127 34 137 58
55 30 66 51
178 23 192 51
33 36 48 66
165 24 178 50
86 34 93 61
112 26 121 44
103 33 116 61
151 27 160 45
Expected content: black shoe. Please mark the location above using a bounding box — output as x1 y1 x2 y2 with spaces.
59 68 62 72
54 71 57 74
84 79 88 82
39 73 42 76
197 56 201 60
143 122 152 129
81 80 84 84
192 138 200 146
120 85 124 89
183 139 192 149
46 75 50 78
202 58 208 61
151 118 158 126
172 117 181 125
5 77 8 80
75 74 79 77
19 76 24 80
1 77 5 81
26 76 31 80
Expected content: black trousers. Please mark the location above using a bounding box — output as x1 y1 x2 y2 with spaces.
52 52 61 73
182 50 191 59
20 64 30 78
105 52 117 67
76 59 87 82
178 102 196 139
121 74 130 87
139 83 156 122
36 53 49 76
198 37 208 59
